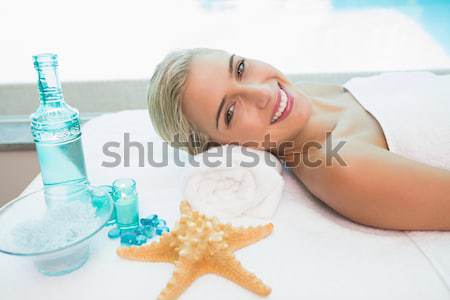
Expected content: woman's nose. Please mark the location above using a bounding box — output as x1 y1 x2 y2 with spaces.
241 83 273 109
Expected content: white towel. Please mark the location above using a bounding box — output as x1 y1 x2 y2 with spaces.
343 71 450 170
183 144 284 225
344 71 450 290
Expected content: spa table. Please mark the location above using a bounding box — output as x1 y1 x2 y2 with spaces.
1 110 449 300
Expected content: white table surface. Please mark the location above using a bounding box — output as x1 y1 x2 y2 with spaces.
1 110 449 300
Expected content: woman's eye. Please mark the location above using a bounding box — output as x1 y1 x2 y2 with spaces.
237 59 245 78
225 104 235 126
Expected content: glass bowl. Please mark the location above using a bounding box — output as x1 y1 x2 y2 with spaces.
0 184 113 276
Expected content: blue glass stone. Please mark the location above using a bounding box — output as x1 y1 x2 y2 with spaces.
108 227 121 239
156 226 170 236
151 216 160 227
147 214 158 220
120 232 137 246
142 225 155 238
140 218 153 226
134 226 145 236
140 214 159 226
136 234 148 245
157 219 167 228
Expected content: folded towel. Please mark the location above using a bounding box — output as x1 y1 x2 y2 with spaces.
183 144 284 224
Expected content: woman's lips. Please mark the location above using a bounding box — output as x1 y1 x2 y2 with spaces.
277 85 293 123
271 84 282 122
271 82 293 124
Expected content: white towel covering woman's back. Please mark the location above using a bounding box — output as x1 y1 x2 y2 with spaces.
343 71 450 170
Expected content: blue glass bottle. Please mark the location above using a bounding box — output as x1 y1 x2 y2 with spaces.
31 53 88 187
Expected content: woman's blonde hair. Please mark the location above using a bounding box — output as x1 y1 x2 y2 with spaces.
147 48 215 155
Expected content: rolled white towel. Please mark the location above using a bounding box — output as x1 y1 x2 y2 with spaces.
183 144 284 224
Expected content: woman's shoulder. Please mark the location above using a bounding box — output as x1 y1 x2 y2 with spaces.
294 81 344 98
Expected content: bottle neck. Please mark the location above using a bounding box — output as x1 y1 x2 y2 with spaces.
37 66 64 104
33 54 65 105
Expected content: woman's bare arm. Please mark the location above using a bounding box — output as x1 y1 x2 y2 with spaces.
294 139 450 230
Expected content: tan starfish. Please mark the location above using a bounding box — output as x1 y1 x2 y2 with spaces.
117 200 273 300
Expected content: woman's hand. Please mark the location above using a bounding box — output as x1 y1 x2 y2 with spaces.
294 137 450 231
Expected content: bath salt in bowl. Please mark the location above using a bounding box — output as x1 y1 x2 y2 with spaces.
0 184 113 276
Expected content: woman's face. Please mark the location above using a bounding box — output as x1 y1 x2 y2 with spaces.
182 50 311 151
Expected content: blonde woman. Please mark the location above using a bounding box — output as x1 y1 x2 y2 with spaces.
148 48 450 231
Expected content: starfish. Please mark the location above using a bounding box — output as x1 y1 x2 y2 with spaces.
117 200 273 300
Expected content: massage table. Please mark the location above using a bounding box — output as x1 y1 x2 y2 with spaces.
1 79 449 299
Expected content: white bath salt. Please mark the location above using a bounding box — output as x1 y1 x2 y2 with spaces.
12 200 102 253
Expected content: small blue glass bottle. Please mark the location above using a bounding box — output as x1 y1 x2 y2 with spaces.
31 54 88 187
112 178 139 231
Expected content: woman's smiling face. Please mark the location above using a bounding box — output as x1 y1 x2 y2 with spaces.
182 49 312 150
